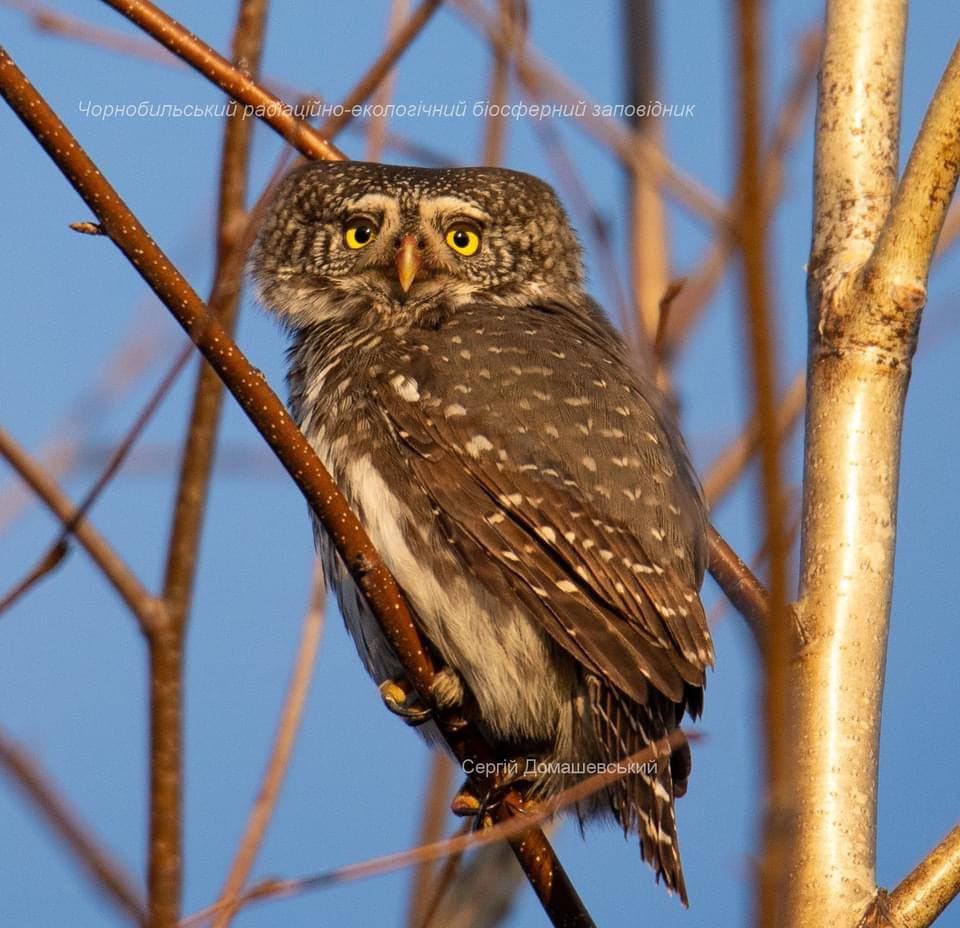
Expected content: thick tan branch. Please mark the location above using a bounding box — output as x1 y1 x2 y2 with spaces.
791 3 909 926
864 41 960 310
809 2 905 279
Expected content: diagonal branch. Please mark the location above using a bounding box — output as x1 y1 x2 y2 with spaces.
0 46 592 928
864 824 960 928
98 0 345 161
0 730 148 925
0 426 159 635
0 343 192 618
703 369 805 509
319 0 444 138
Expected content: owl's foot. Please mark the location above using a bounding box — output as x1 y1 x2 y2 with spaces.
378 668 466 727
451 758 532 826
378 678 432 726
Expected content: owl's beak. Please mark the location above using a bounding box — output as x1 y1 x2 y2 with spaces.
395 235 422 293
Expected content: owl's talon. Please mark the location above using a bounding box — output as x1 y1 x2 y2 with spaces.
451 783 482 817
378 678 433 725
452 764 531 827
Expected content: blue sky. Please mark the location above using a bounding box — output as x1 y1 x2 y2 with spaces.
1 2 958 926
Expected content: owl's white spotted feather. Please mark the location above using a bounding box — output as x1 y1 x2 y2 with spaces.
252 160 713 905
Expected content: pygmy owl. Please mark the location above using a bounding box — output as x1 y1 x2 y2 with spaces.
252 161 713 903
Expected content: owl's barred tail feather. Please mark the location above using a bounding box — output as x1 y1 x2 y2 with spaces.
586 675 690 905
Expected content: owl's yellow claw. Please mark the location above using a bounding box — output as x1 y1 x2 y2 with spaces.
378 677 433 725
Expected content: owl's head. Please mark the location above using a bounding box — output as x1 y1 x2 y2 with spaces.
251 161 584 328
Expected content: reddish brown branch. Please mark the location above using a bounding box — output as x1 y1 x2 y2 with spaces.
0 44 591 928
319 0 444 138
708 525 772 651
0 730 148 925
99 0 345 161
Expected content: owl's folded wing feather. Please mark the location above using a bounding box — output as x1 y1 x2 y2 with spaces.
374 303 713 707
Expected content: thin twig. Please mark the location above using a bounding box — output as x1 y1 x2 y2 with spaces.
417 822 469 928
0 427 159 634
480 0 524 166
453 0 726 227
320 0 444 138
212 560 325 928
703 369 805 509
405 754 455 928
529 116 633 350
0 0 178 65
663 28 820 359
0 46 591 928
623 0 670 353
182 733 689 926
0 343 193 618
0 310 171 533
364 0 410 162
0 731 148 925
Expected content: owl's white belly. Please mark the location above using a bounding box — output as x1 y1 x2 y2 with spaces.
317 451 574 746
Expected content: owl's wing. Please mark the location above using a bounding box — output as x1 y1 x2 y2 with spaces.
375 303 712 707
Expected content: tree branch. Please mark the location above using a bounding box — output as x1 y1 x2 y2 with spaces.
0 46 592 928
866 824 960 928
319 0 444 138
98 0 345 162
703 369 805 509
0 730 148 925
0 426 159 635
0 343 192 618
788 4 958 926
734 3 791 923
212 560 325 928
144 3 272 921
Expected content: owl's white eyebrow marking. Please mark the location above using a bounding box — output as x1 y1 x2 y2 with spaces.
419 196 491 225
343 194 399 220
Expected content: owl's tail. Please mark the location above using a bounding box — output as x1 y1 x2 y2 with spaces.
586 676 690 906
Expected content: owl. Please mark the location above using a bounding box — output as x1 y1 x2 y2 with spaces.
251 161 713 904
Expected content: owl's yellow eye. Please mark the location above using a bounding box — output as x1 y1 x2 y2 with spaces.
445 225 481 256
344 220 378 249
